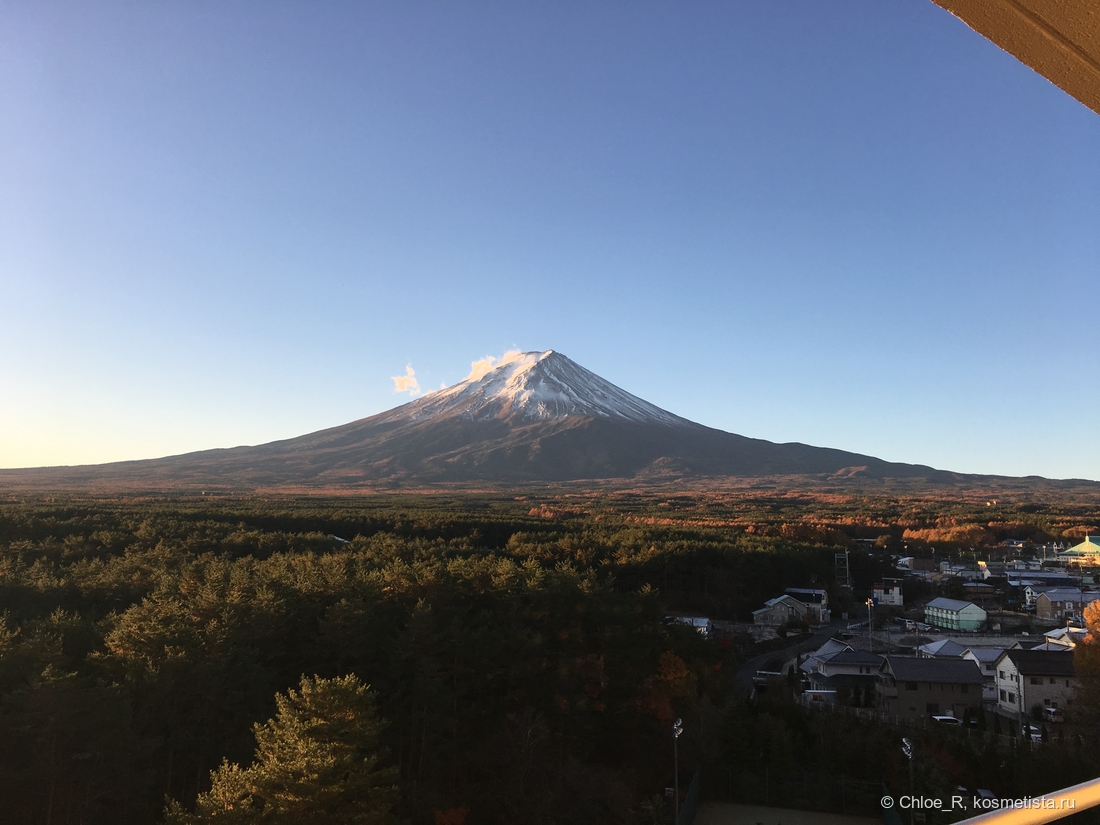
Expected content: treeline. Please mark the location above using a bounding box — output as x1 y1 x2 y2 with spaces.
0 495 883 623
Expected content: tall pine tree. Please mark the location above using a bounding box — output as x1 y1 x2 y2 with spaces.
166 674 401 824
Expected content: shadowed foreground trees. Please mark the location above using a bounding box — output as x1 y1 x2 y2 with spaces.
166 674 401 824
1072 598 1100 736
4 494 1096 823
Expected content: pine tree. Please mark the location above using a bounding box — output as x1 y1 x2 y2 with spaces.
167 674 401 824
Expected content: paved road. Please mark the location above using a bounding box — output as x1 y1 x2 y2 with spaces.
733 622 841 695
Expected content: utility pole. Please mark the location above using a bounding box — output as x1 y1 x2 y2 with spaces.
902 738 914 825
673 718 683 825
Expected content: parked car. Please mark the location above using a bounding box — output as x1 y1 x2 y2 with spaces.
1043 707 1064 723
1021 724 1042 742
932 715 962 726
956 788 999 805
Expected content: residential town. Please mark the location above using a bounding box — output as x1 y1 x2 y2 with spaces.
742 535 1100 738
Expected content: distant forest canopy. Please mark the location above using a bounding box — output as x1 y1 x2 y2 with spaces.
1 490 1098 825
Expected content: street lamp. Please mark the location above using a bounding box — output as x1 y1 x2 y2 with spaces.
902 738 914 825
866 598 875 653
673 718 684 825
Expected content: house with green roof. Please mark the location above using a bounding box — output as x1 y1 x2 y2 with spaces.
1059 536 1100 567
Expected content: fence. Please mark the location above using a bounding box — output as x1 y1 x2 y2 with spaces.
799 699 1076 752
680 767 701 825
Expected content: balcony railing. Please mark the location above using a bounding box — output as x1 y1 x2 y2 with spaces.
955 777 1100 825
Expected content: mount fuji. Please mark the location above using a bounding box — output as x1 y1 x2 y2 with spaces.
3 349 955 489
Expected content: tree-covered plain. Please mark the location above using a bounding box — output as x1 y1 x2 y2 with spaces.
1 489 1098 824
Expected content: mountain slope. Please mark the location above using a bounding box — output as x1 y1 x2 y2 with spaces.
2 349 960 489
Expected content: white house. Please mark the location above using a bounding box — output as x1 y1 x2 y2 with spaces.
873 579 904 607
800 638 852 677
811 649 884 706
963 646 1006 702
994 648 1077 721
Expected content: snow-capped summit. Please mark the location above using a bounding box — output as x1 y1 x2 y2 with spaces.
385 350 689 426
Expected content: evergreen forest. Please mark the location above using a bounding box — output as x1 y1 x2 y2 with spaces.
2 488 1099 825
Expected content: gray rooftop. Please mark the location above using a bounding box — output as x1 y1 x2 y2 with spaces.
918 639 968 658
1037 588 1091 602
827 649 884 667
999 648 1076 677
800 638 851 673
881 656 984 684
926 597 980 612
963 647 1005 663
785 588 827 604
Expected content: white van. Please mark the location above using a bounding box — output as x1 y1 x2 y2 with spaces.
932 715 962 726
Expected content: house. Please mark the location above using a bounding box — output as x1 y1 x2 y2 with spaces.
962 582 998 606
1009 572 1078 600
876 656 984 720
1035 589 1095 622
1044 626 1089 648
668 616 713 637
1010 639 1044 650
784 588 831 623
993 648 1077 721
1024 641 1078 651
873 579 904 607
1023 583 1057 609
924 597 987 631
956 567 987 582
819 649 884 679
753 595 811 627
1059 536 1100 567
800 638 852 677
962 646 1007 702
810 649 883 706
898 557 936 573
963 646 1005 675
917 639 967 658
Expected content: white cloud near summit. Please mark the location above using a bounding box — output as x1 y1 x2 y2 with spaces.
467 350 523 381
391 366 421 396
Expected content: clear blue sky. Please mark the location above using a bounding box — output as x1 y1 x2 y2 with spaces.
2 1 1098 479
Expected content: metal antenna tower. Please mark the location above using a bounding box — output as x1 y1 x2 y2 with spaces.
835 550 852 590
